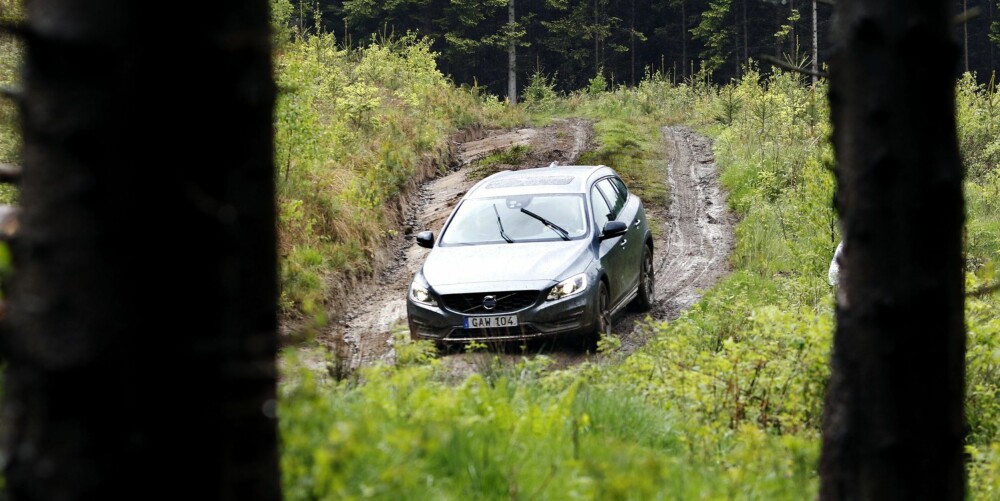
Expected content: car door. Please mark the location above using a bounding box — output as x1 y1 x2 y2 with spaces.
592 180 630 305
607 177 644 292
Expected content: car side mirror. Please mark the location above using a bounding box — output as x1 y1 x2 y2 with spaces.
415 231 435 248
600 221 628 240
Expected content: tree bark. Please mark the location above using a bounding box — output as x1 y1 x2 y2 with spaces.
820 0 966 499
594 0 600 74
508 0 517 104
0 1 280 499
790 0 797 54
743 0 748 69
963 0 969 73
681 0 687 79
812 0 819 85
631 0 636 86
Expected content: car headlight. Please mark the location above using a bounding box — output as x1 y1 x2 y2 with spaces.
547 273 588 301
409 282 437 306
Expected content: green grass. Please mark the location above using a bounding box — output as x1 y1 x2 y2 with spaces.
465 145 532 180
279 353 818 500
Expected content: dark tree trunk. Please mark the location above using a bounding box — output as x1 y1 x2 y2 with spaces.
742 0 748 68
820 0 966 499
1 1 280 499
630 0 636 85
508 0 517 105
594 0 600 74
680 0 687 79
790 0 796 53
812 0 819 85
963 0 969 73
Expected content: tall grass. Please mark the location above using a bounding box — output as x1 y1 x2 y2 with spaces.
280 352 817 500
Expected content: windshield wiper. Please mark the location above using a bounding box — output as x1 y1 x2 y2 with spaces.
493 204 514 243
520 208 570 241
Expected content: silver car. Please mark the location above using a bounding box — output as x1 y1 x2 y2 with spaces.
406 165 654 346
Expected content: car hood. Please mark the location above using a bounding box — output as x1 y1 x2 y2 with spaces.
423 240 592 294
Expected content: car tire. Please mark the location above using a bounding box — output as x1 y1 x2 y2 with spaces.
632 244 654 311
583 281 611 351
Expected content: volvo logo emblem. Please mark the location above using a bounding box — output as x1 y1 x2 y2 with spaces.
482 295 497 310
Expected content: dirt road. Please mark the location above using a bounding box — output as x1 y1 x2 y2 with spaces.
329 122 733 372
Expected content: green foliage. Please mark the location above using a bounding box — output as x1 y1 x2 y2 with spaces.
269 58 1000 496
956 72 1000 272
969 442 1000 500
521 69 560 111
956 72 1000 181
619 272 831 435
689 0 735 75
586 70 608 95
465 145 531 180
272 27 525 324
279 357 817 500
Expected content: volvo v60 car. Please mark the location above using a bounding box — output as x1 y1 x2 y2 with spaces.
406 165 654 346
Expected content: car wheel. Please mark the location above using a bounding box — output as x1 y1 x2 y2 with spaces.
633 244 654 311
583 281 612 350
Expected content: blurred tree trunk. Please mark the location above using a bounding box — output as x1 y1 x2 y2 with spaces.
0 0 280 499
820 0 966 499
631 0 636 85
963 0 969 73
681 0 687 79
812 0 818 85
742 0 748 67
509 0 517 105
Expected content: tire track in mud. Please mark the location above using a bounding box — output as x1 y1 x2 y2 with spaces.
328 122 733 374
612 126 735 357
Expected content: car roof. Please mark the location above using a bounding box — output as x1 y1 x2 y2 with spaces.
464 165 616 199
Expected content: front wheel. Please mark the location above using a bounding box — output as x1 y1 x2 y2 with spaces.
582 281 611 351
633 245 654 311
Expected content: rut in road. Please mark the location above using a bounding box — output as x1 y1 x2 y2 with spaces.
609 126 734 357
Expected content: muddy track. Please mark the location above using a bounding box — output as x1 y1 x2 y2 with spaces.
611 126 735 357
329 122 733 373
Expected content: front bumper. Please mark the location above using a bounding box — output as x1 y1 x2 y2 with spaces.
406 286 599 343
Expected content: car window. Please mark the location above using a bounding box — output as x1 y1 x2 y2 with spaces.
596 178 626 219
611 177 628 200
440 194 589 245
591 185 612 229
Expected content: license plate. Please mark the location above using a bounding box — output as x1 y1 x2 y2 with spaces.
464 315 518 329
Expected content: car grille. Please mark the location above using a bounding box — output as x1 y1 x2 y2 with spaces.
440 290 539 314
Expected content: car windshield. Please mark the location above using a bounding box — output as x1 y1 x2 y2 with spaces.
440 194 588 245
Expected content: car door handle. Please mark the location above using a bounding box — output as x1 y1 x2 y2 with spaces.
619 238 627 248
633 218 641 228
